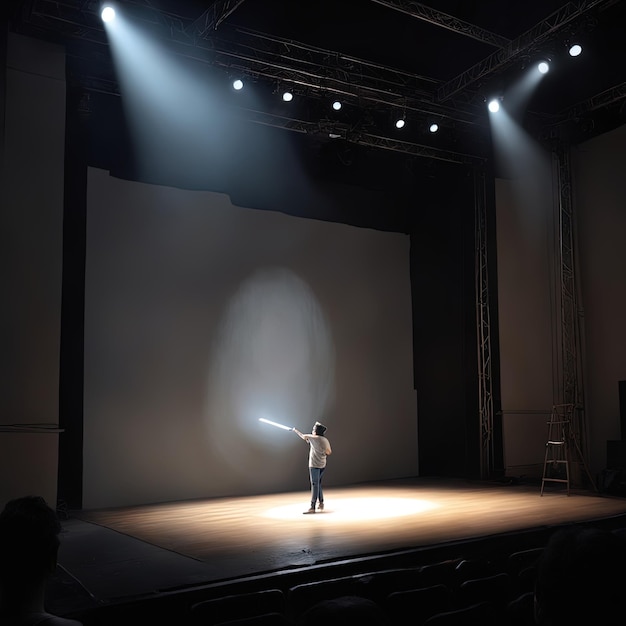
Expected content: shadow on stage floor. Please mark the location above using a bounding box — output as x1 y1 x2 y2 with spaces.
50 477 626 620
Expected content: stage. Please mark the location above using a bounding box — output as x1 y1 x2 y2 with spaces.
53 477 626 618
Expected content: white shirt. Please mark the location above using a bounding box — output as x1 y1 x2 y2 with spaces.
305 434 331 468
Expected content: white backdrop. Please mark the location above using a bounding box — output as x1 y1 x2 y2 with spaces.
83 167 418 509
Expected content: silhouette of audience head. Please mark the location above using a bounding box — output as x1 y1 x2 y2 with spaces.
533 524 626 626
0 495 82 625
296 595 389 626
0 495 61 589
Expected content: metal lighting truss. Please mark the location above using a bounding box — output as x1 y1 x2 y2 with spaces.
473 166 495 478
370 0 511 48
22 0 623 133
23 0 486 131
560 80 626 119
533 80 626 142
437 0 616 103
182 26 487 131
553 142 593 488
194 26 484 126
186 0 247 40
71 70 485 163
555 144 584 411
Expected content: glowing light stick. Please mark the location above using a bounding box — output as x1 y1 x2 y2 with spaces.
259 417 294 431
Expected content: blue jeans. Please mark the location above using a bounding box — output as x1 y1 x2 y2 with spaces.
309 467 326 506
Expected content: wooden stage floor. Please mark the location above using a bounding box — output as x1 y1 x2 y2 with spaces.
55 477 626 614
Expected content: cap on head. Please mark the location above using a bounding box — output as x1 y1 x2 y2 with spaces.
314 421 327 436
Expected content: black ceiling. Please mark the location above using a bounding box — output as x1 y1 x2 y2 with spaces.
6 0 626 163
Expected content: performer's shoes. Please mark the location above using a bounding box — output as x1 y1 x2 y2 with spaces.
318 502 324 511
303 507 316 514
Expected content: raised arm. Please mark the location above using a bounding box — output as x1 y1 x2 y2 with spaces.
293 428 309 442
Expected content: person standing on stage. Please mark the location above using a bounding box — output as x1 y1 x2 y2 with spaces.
293 421 332 514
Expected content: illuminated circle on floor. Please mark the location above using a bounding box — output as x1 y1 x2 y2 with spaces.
262 497 439 521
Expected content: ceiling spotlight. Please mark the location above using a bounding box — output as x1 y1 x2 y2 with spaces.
568 43 583 57
487 98 501 113
101 5 116 22
232 78 244 91
395 118 405 129
282 91 293 102
537 60 550 74
429 122 439 133
332 100 342 111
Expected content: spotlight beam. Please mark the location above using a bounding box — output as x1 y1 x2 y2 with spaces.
259 418 294 431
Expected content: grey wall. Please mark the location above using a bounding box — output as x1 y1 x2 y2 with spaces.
574 125 626 474
495 162 557 478
0 33 65 508
496 126 626 481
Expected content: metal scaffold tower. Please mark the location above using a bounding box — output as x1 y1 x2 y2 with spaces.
474 167 495 479
556 144 581 409
541 143 596 494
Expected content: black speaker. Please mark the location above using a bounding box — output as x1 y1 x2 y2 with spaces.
617 380 626 439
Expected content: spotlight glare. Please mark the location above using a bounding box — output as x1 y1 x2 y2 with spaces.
569 43 582 57
233 78 244 91
537 60 550 74
395 118 405 129
282 91 293 102
101 5 116 22
332 100 342 111
488 98 500 113
429 123 439 133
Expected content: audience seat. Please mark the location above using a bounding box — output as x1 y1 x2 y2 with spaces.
422 600 497 626
214 613 291 626
352 566 423 602
456 571 512 612
453 557 496 584
384 583 452 626
505 591 535 626
190 589 286 626
286 575 359 621
506 546 543 578
506 546 544 595
418 558 463 589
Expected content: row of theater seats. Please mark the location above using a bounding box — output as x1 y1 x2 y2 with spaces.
184 544 545 626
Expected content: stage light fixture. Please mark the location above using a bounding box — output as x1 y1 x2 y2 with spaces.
332 100 342 111
232 78 244 91
568 43 583 57
395 117 405 129
537 59 550 74
487 98 501 113
282 90 293 102
429 122 439 133
101 4 116 22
